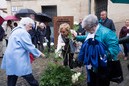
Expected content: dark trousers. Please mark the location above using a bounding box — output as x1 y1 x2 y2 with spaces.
46 37 51 52
123 43 128 56
87 69 110 86
7 74 39 86
62 51 74 69
37 42 44 51
5 39 8 46
32 37 37 48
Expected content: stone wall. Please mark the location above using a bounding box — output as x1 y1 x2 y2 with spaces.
6 0 89 23
6 0 129 35
115 22 125 37
108 0 129 23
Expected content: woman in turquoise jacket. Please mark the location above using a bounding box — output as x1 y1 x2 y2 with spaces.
75 14 119 86
76 21 119 61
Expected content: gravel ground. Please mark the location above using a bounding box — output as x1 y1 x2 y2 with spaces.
0 52 129 86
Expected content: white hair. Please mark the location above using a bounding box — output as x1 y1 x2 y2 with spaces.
19 17 34 26
39 22 46 28
81 14 98 29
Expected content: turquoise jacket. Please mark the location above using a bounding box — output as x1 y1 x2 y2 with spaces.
76 24 119 60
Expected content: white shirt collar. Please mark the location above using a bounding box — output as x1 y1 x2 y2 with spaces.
85 24 99 40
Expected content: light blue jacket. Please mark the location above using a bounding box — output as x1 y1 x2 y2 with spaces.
1 26 42 76
76 24 119 60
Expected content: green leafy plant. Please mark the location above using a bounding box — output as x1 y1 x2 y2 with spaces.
43 43 55 58
40 63 86 86
40 63 73 86
73 24 79 31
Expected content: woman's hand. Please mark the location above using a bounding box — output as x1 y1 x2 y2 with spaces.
40 53 45 58
71 30 77 39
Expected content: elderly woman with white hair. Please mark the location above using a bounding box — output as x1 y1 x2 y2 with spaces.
37 22 46 51
1 17 45 86
74 14 119 86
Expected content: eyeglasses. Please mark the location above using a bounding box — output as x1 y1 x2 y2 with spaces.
84 26 95 33
84 25 93 30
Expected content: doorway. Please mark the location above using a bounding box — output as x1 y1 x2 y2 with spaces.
41 5 57 42
95 0 108 19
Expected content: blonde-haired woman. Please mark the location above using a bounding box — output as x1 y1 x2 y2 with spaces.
56 23 77 69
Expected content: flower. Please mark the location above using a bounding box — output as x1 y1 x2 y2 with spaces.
61 43 65 47
72 72 81 83
74 21 78 25
43 43 47 47
55 50 62 58
50 42 54 46
70 29 77 37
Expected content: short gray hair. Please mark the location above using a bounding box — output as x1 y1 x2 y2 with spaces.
19 17 34 26
81 14 98 29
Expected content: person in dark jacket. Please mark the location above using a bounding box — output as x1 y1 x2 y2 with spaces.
99 10 116 31
0 25 5 58
44 22 51 52
119 19 129 60
37 23 46 51
77 18 85 35
28 14 38 48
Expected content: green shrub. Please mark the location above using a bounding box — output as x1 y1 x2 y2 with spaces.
40 63 73 86
73 24 79 31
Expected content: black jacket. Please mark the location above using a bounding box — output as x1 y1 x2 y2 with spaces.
45 26 51 38
37 27 46 43
0 25 5 41
77 23 85 35
99 18 116 31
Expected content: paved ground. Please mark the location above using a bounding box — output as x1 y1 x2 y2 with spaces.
0 53 129 86
110 58 129 86
0 57 52 86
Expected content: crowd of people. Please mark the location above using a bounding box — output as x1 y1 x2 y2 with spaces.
28 14 51 52
0 10 128 86
0 14 52 58
0 14 51 86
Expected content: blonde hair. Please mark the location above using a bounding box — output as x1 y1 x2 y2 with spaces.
59 23 70 33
